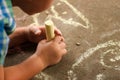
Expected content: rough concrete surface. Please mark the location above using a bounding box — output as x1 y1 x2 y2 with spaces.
5 0 120 80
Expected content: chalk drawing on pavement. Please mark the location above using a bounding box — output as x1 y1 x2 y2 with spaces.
67 40 120 80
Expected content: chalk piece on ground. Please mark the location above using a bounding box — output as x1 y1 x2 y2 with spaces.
76 42 80 46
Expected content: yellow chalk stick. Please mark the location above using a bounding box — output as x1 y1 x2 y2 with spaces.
45 20 55 41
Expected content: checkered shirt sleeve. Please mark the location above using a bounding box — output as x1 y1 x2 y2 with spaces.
0 0 16 65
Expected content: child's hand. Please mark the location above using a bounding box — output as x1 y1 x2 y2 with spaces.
26 26 62 43
35 36 67 67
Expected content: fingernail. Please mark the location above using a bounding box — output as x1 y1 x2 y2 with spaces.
58 30 62 35
35 30 41 35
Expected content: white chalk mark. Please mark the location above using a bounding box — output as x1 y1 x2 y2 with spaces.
50 6 88 27
100 48 120 70
72 40 120 69
56 2 61 6
30 0 91 29
51 6 59 17
96 74 104 80
14 15 28 21
67 40 120 80
110 58 116 62
60 0 90 29
68 18 73 21
100 49 114 69
46 0 91 29
110 51 120 62
32 13 40 26
114 56 120 61
34 72 52 80
67 70 77 80
100 29 120 39
62 11 67 15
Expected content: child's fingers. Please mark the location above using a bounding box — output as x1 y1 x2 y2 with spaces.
30 26 42 35
59 42 66 49
39 39 47 44
32 26 62 36
62 49 67 55
54 28 62 36
53 36 63 44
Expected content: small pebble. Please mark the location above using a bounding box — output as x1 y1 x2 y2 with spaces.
76 42 80 46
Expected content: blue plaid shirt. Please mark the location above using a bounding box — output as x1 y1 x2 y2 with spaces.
0 0 16 65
